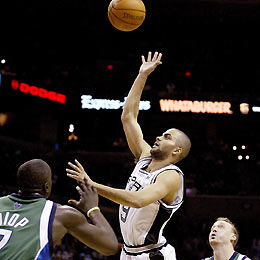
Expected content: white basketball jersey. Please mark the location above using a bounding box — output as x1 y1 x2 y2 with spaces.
119 157 184 248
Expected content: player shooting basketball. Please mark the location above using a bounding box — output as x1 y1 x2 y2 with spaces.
67 51 191 260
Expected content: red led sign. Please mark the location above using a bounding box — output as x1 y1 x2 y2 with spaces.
11 80 66 104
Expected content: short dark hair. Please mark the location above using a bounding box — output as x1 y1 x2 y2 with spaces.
17 159 51 191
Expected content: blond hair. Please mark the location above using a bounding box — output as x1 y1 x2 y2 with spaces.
216 217 239 247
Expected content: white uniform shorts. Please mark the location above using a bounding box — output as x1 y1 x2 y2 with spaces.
120 243 177 260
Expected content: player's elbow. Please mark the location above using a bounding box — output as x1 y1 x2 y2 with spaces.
121 112 130 123
121 109 137 122
130 197 146 208
132 202 144 208
124 191 147 208
101 237 119 256
102 246 118 256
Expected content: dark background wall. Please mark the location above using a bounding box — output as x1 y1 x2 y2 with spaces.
0 0 260 259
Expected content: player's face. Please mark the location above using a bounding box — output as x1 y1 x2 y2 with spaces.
209 221 235 247
151 129 178 158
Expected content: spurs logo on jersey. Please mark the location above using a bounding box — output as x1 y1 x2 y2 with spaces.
119 157 184 248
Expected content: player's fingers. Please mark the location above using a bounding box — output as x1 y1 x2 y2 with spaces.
66 168 79 176
141 55 145 63
78 181 88 192
83 177 91 188
76 185 83 196
67 173 82 182
157 53 162 61
147 51 152 61
75 159 84 171
152 51 158 61
68 199 78 207
91 186 97 193
68 162 80 172
80 179 91 192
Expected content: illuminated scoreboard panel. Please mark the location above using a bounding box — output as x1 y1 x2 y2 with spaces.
0 74 259 148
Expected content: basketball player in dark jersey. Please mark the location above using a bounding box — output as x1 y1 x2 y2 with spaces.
67 52 191 259
0 159 118 260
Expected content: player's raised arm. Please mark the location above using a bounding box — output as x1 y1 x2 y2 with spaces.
54 179 118 256
121 51 162 160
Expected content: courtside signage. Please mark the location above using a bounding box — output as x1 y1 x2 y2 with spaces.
252 106 260 112
81 95 151 110
11 80 66 104
160 99 233 114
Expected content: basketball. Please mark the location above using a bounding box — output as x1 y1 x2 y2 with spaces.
108 0 146 32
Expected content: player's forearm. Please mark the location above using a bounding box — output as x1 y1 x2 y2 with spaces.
93 182 141 207
88 211 119 255
121 72 148 120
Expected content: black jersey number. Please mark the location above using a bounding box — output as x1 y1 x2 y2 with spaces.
120 206 130 223
120 177 142 223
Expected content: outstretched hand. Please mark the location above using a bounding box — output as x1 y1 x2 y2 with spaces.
139 51 162 76
66 159 93 186
68 178 98 213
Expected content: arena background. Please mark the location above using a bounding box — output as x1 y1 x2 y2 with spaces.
0 0 260 259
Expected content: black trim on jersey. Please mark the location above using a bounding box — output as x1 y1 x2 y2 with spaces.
140 165 183 245
48 202 57 256
139 169 149 175
123 243 168 256
231 251 238 260
124 243 166 248
149 251 164 260
10 193 44 200
150 166 183 186
152 169 184 207
137 157 152 174
143 203 173 245
138 157 152 164
202 251 248 260
230 251 247 260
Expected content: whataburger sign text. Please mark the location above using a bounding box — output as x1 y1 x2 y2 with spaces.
160 99 233 114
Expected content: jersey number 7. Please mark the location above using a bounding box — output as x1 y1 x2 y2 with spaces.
0 229 13 250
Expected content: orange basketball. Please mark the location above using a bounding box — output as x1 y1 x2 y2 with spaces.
108 0 146 32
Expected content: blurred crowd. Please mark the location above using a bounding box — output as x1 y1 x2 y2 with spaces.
0 133 260 259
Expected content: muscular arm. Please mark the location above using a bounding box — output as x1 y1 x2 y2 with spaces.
121 52 162 160
53 180 118 256
93 170 181 207
67 161 181 208
53 205 118 256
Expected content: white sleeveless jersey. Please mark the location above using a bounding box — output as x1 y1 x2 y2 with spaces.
119 157 184 248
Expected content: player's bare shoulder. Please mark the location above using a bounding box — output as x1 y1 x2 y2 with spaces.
157 169 181 184
55 204 85 227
